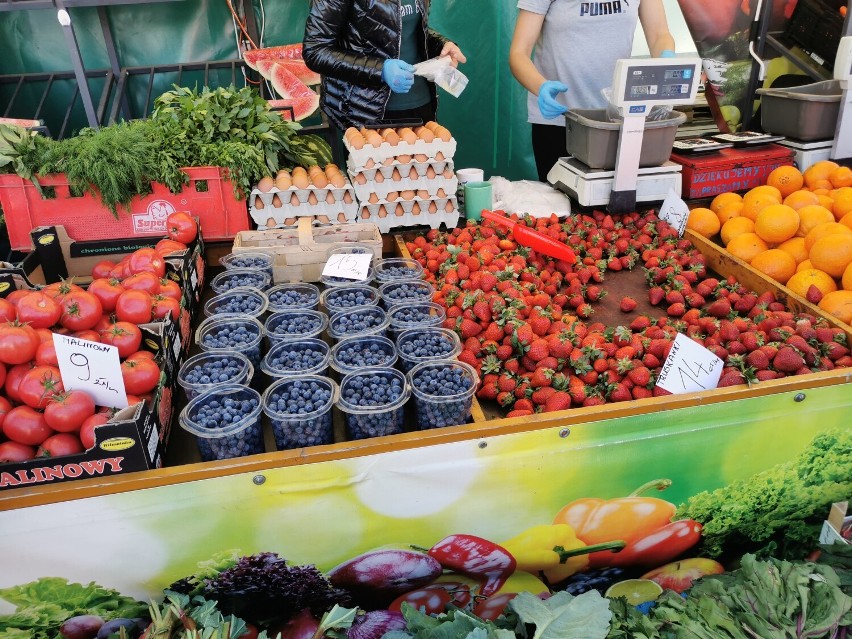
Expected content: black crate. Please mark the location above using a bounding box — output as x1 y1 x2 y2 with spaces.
783 0 846 69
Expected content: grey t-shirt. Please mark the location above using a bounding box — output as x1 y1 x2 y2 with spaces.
517 0 641 125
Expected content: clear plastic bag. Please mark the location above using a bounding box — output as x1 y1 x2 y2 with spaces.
601 87 673 122
413 57 469 98
490 176 571 219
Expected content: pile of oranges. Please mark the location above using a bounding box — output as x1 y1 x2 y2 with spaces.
686 160 852 325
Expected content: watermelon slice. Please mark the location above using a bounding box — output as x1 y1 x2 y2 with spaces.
0 118 42 129
244 43 303 70
256 58 320 86
269 64 319 121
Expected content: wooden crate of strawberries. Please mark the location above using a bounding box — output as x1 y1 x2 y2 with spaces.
395 209 851 422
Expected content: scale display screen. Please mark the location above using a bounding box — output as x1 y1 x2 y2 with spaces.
664 68 692 80
615 60 701 106
661 84 688 97
631 85 653 96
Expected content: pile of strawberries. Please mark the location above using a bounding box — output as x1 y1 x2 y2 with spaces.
405 210 851 417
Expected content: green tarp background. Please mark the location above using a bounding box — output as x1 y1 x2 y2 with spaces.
0 0 536 179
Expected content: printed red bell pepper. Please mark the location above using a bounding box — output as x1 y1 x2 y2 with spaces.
609 519 703 568
427 534 516 597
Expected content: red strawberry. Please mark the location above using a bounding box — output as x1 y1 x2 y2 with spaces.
477 382 498 400
685 293 706 309
513 323 535 348
823 341 850 361
472 300 492 322
619 296 638 312
608 383 632 402
805 285 823 304
458 318 482 339
745 350 770 370
544 391 572 412
514 398 534 412
665 290 685 305
530 368 554 388
717 368 745 387
527 339 550 362
755 369 778 381
576 304 594 319
648 287 665 306
479 272 498 292
772 346 805 373
706 298 732 319
457 349 480 370
531 386 557 406
733 293 758 314
506 409 534 418
529 313 551 337
718 320 740 343
627 366 651 387
630 315 651 332
495 344 514 360
586 285 606 302
631 385 653 400
667 302 685 317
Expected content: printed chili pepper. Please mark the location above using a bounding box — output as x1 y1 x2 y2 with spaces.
608 519 703 568
500 524 626 583
427 534 516 597
553 479 693 568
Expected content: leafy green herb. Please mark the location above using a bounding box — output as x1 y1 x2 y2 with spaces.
817 543 852 595
387 603 517 639
0 577 147 639
145 591 258 639
604 599 660 639
0 124 47 195
509 591 611 639
676 429 852 560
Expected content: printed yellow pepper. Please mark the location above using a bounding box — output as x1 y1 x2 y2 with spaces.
501 524 625 583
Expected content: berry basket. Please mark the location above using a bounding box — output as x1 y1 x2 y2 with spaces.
330 335 398 376
262 375 338 450
266 283 321 312
336 367 410 440
179 384 264 461
327 305 389 342
260 338 331 378
387 302 446 338
177 351 255 401
264 309 328 346
378 279 436 309
319 243 377 288
196 314 264 368
408 360 478 430
219 251 274 279
320 284 380 315
209 268 272 295
374 257 425 284
395 328 462 373
203 287 269 319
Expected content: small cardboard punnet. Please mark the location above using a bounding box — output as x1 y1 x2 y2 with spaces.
249 183 358 229
819 501 851 545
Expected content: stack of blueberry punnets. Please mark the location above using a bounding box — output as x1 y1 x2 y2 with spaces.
378 279 435 308
219 251 274 278
209 268 272 294
395 328 461 373
178 352 254 400
320 245 377 288
327 305 389 341
336 367 410 440
320 285 380 315
266 283 320 311
264 309 328 345
408 361 477 430
204 287 269 318
331 335 397 376
196 315 264 367
262 376 337 450
374 257 424 284
179 384 264 461
387 302 446 337
260 339 331 378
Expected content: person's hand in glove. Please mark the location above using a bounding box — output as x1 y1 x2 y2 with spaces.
537 80 568 119
660 49 676 58
382 59 416 93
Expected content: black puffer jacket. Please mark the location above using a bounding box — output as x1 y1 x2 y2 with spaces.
303 0 448 130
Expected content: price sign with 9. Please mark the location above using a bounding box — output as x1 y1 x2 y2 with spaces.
53 334 128 409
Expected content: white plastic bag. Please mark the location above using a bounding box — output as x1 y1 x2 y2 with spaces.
413 56 469 98
490 176 571 219
601 87 673 122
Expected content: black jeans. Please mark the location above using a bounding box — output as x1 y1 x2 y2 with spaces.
531 123 567 182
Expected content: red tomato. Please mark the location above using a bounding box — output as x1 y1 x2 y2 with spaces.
110 259 131 280
91 259 116 279
42 279 83 300
121 356 160 395
5 363 35 404
128 248 166 278
88 278 125 313
80 412 109 449
17 292 62 328
155 238 187 256
34 327 54 344
167 211 198 244
59 291 103 331
151 295 180 320
0 321 39 365
93 314 115 334
472 593 517 621
71 330 101 342
0 362 5 390
6 290 30 307
125 394 143 406
0 440 35 462
128 350 156 361
0 298 16 322
122 271 161 296
35 342 59 367
37 432 84 457
100 321 142 358
3 405 53 446
115 290 153 324
390 582 473 615
158 278 183 302
19 365 64 409
0 395 12 430
44 390 96 432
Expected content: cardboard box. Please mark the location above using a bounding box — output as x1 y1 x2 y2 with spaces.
819 501 851 545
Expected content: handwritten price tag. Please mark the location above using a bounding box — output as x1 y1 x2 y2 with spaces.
53 334 128 409
656 332 723 395
322 253 372 281
659 188 689 237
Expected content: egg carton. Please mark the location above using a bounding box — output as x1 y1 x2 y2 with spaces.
250 189 358 229
345 137 457 171
347 156 452 176
357 196 460 233
351 173 459 202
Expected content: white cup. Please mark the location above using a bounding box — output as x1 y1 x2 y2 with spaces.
455 168 485 217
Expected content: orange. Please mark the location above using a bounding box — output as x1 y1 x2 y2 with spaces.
782 189 820 210
720 216 755 246
777 237 809 264
831 187 852 221
786 268 838 298
810 180 834 193
754 203 800 243
710 191 743 214
816 194 835 211
795 204 835 237
797 259 814 272
686 207 721 238
750 249 797 283
809 234 852 278
841 211 852 231
727 232 769 262
829 166 852 189
843 262 852 291
766 165 804 197
804 222 852 252
803 160 839 188
818 290 852 324
747 185 783 201
716 201 744 225
741 192 781 221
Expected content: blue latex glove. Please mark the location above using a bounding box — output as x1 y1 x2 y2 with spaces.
382 59 416 93
537 81 568 119
660 49 676 58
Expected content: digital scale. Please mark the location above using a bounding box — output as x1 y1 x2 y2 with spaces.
548 57 702 213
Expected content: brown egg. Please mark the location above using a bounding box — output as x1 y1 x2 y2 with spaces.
355 173 367 185
308 164 323 175
254 197 265 210
411 202 421 215
436 188 447 198
365 131 384 147
417 189 429 199
400 190 416 201
445 200 455 212
343 191 353 203
415 127 435 142
443 168 454 179
330 173 346 188
284 217 297 226
365 158 376 169
425 121 439 132
337 213 347 223
435 126 452 142
397 154 412 164
399 128 417 144
266 216 276 227
428 201 438 214
382 157 395 166
361 210 371 220
381 128 400 145
292 168 310 189
325 162 339 173
316 215 330 224
386 192 398 202
374 171 385 183
435 151 445 161
368 193 380 204
408 166 418 180
414 154 428 162
426 166 437 179
326 191 336 204
272 194 283 208
275 173 292 190
308 192 319 205
350 134 365 150
391 167 402 181
345 127 359 139
257 176 275 192
394 203 405 217
378 205 388 218
311 172 329 189
290 192 300 206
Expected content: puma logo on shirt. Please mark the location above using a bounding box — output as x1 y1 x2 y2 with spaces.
579 0 630 16
400 2 419 16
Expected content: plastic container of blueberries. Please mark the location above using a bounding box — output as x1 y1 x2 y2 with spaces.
266 283 321 312
179 384 264 461
264 309 328 347
177 351 254 401
330 334 398 377
336 367 410 440
327 305 390 342
387 301 446 338
260 338 331 379
395 327 462 373
209 268 272 295
195 314 264 368
320 284 380 316
378 279 435 309
407 360 478 430
219 251 274 279
319 244 377 288
374 257 425 284
203 287 269 319
262 375 338 451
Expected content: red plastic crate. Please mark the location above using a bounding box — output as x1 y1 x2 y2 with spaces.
0 166 249 251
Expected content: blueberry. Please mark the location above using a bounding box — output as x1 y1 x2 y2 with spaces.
226 255 271 270
411 365 474 429
329 306 387 339
333 337 396 372
214 271 269 292
208 290 266 317
263 340 329 376
199 320 262 367
340 371 406 439
181 355 250 398
381 265 421 279
264 378 334 449
324 286 378 312
268 286 319 310
389 304 443 333
265 311 326 342
187 388 262 461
